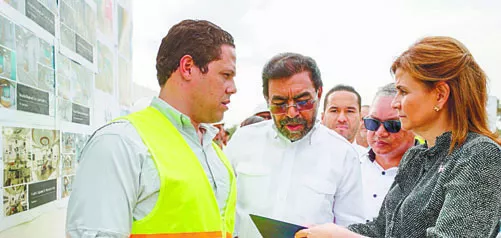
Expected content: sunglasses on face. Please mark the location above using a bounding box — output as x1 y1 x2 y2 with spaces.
269 99 316 114
363 118 401 133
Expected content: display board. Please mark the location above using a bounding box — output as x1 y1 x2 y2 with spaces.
0 0 133 231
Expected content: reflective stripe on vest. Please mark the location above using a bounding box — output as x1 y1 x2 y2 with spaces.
120 107 236 237
130 231 232 238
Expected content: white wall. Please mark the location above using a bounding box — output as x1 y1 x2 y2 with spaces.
0 208 66 238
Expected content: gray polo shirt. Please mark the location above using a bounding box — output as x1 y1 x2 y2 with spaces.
66 97 231 238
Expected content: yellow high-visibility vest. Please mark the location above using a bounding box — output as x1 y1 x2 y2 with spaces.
121 106 236 238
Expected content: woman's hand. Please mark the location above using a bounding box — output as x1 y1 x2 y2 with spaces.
295 223 362 238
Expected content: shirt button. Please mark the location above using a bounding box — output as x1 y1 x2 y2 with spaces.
382 171 386 175
373 194 377 198
366 219 370 223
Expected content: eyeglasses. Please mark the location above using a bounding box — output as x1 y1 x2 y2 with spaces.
363 118 401 133
269 99 316 114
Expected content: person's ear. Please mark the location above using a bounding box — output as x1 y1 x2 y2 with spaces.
434 82 450 111
179 55 195 81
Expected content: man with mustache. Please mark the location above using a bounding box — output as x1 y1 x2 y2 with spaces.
360 83 415 222
67 20 238 237
225 53 364 238
321 85 368 156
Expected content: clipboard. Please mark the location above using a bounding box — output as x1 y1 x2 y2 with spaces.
249 214 307 238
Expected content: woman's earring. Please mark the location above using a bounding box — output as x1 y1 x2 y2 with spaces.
433 106 440 112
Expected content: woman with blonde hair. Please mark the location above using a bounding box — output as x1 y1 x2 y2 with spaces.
296 36 501 237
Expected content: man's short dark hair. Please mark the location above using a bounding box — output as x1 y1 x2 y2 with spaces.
156 19 235 86
261 53 322 99
323 84 361 111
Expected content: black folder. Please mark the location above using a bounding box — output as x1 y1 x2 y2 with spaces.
249 214 307 238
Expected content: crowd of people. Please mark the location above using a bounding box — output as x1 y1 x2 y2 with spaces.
66 19 501 238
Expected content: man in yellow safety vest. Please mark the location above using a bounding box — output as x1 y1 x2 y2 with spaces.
66 19 238 238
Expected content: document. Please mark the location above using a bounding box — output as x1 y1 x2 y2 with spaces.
249 214 306 238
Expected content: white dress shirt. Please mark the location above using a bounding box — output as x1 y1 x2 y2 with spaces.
359 149 398 222
352 141 369 157
225 120 364 238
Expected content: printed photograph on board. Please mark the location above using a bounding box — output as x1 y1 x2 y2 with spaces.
37 63 55 93
57 53 72 100
3 127 32 187
3 184 27 216
38 39 54 68
0 46 17 81
61 132 75 154
57 73 71 100
0 79 16 109
15 25 37 88
0 15 16 51
96 0 114 40
96 41 114 94
61 154 76 176
57 98 72 122
61 175 74 198
74 133 89 161
72 62 92 106
117 4 132 59
30 128 60 182
60 24 76 53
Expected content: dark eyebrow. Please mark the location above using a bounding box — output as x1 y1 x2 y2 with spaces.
293 92 312 100
271 92 312 101
328 106 357 110
271 95 288 101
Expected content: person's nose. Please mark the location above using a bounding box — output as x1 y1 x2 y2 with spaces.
391 95 400 110
337 111 348 123
286 103 300 118
226 79 237 95
375 123 389 137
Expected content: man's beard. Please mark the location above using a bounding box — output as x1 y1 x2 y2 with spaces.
277 114 316 141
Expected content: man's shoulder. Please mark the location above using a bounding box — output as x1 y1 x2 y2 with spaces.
230 120 272 139
80 120 148 164
88 120 146 150
93 120 137 138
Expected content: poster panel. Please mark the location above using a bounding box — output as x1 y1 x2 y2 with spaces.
117 3 131 59
4 0 56 35
95 40 113 94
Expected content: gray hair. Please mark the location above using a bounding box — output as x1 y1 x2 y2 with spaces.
372 83 397 104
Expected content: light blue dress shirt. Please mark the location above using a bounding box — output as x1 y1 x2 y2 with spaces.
66 97 231 238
